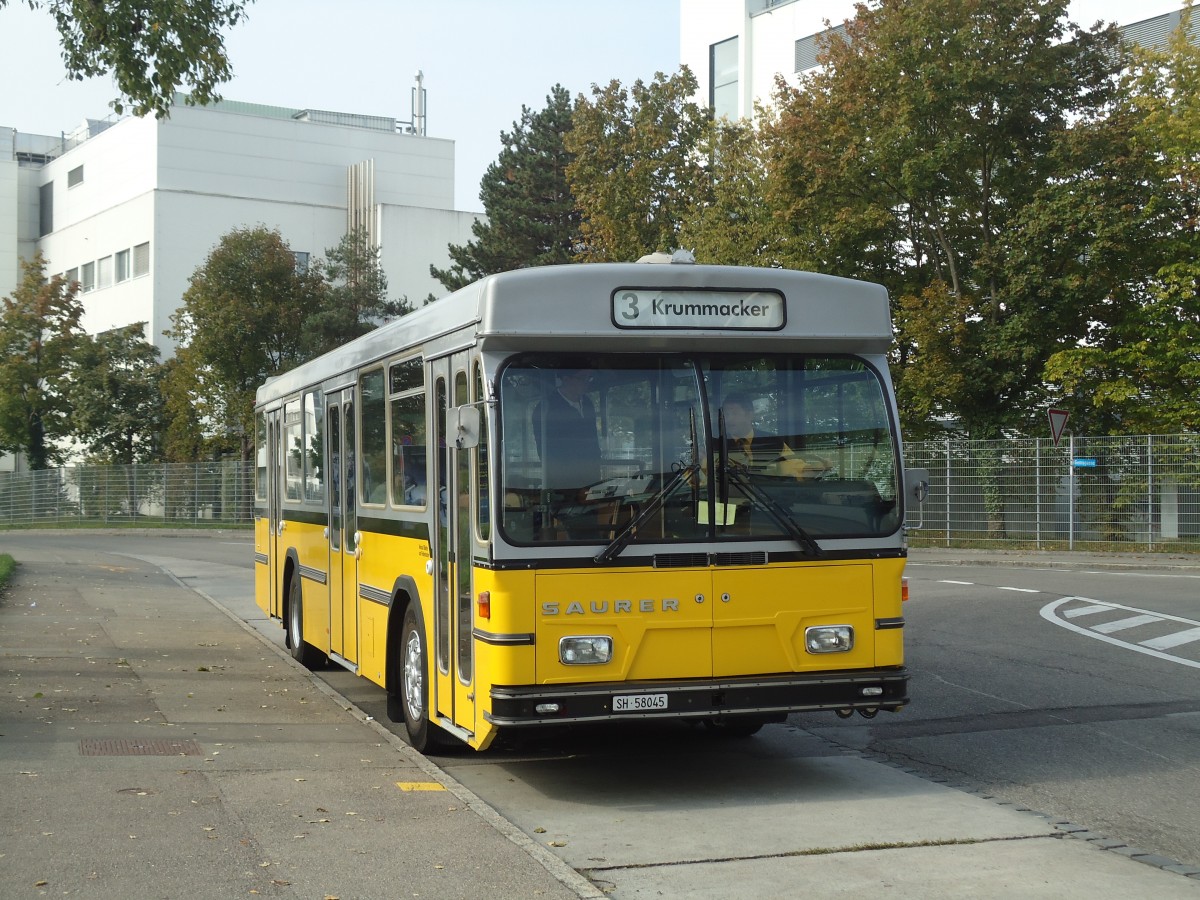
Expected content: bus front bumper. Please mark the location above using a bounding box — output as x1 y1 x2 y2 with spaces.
486 668 908 727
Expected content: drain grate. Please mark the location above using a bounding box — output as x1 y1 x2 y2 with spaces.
79 738 203 757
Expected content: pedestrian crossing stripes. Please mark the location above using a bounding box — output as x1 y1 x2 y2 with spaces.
1040 597 1200 670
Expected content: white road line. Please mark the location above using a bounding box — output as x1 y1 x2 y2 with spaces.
1142 627 1200 651
939 580 974 585
1041 597 1200 670
1092 614 1163 634
1063 604 1113 618
997 586 1040 593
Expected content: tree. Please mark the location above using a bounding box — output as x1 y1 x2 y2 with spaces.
71 323 164 464
676 118 780 266
566 69 710 262
763 0 1126 439
432 85 582 291
1045 6 1200 433
2 0 251 118
307 226 410 355
166 226 322 460
0 252 84 469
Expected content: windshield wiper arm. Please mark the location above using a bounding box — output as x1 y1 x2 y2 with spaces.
725 466 824 557
593 465 694 564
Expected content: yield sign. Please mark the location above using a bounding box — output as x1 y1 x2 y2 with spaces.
1048 408 1070 447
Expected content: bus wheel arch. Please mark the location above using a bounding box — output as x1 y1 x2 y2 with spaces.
283 553 323 668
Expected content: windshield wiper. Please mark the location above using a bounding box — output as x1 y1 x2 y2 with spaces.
593 464 695 563
724 465 824 557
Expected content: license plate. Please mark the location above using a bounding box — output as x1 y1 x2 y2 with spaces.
613 693 668 712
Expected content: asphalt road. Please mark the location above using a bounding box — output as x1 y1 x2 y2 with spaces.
795 558 1200 869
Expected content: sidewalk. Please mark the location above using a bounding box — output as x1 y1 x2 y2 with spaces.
0 540 586 899
2 535 1198 898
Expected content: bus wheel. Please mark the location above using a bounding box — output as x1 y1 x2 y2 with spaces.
704 716 765 738
286 575 323 669
400 604 438 752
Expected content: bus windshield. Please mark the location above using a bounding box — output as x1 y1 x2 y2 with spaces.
498 353 901 546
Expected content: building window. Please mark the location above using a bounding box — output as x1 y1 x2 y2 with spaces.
711 36 739 120
795 24 846 73
132 242 150 277
114 249 130 283
292 251 309 274
97 255 113 289
65 267 78 286
39 182 53 236
67 165 84 188
81 262 95 292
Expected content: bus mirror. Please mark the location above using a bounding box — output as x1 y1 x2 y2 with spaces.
449 407 480 449
905 468 930 505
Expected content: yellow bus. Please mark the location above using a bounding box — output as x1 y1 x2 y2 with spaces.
254 258 929 751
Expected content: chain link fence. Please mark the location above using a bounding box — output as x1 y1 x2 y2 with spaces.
3 436 1198 551
0 461 253 528
905 434 1200 551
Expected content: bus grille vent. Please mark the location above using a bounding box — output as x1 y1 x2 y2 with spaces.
715 551 767 566
653 552 708 569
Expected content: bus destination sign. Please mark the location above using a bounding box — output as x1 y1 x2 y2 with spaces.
612 288 785 331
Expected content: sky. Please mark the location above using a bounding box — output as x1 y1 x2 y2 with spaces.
0 0 681 211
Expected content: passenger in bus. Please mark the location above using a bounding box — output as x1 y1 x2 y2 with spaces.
532 369 602 494
722 392 831 479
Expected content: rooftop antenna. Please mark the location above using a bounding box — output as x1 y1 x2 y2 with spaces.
412 70 426 136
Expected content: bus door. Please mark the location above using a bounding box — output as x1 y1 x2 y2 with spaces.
328 388 359 666
430 353 477 735
265 407 284 618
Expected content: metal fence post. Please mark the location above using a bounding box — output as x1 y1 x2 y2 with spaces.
1068 434 1075 551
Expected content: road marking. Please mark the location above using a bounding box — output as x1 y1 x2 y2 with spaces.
1091 614 1162 634
939 580 974 585
396 781 446 792
1041 597 1200 670
1142 627 1200 651
998 586 1040 593
1063 604 1113 618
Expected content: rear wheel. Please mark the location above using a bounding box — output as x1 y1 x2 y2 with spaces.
286 574 323 668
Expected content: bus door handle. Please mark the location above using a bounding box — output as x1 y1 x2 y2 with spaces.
276 520 285 536
354 532 363 560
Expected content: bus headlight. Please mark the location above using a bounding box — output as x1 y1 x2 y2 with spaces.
805 625 853 653
559 636 613 665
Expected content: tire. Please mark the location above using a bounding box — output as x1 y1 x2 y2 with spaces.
704 716 765 738
399 603 446 753
286 574 323 669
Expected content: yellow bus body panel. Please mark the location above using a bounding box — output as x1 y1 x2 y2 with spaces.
253 516 271 615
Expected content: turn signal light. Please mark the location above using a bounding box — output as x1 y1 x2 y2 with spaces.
902 577 910 602
477 591 491 620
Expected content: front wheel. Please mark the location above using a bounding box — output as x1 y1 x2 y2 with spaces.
400 604 441 752
286 574 324 669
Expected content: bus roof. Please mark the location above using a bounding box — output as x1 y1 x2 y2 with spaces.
256 263 893 405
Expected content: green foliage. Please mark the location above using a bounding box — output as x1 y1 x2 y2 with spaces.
71 323 164 464
566 68 710 262
763 0 1126 439
677 119 780 266
0 553 14 593
307 226 409 355
2 0 251 118
0 253 85 469
1045 6 1200 433
432 85 582 291
166 226 323 460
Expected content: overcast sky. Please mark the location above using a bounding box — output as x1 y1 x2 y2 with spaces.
0 0 681 211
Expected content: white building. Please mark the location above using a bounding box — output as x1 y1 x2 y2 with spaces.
681 0 1198 122
0 95 482 356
